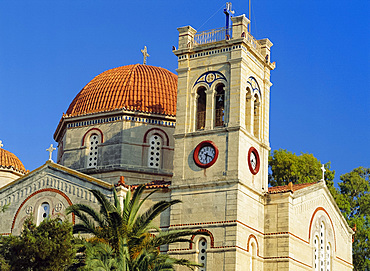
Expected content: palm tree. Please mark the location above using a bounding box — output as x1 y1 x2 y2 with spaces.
66 185 206 270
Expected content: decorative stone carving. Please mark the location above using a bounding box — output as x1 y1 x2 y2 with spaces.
55 202 63 213
25 205 33 214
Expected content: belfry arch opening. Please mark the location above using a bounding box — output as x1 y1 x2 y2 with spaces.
253 94 261 138
215 83 225 127
196 86 206 130
246 87 253 132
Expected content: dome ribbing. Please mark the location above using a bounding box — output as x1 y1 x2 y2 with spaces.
65 64 178 117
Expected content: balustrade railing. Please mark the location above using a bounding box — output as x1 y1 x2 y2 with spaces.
194 27 232 45
246 32 260 51
193 27 261 52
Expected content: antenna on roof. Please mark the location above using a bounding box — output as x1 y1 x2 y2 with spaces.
224 2 235 38
249 0 251 33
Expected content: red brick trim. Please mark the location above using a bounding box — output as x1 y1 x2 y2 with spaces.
171 220 237 228
82 128 104 146
171 218 336 254
11 188 75 232
189 229 214 249
336 256 353 266
236 245 264 258
247 234 260 256
308 207 337 251
265 231 309 244
264 256 312 268
237 220 264 235
143 128 169 146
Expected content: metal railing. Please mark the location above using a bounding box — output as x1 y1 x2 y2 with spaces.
194 27 232 45
192 27 261 52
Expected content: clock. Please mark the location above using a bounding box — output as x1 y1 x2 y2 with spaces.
193 141 219 168
248 147 260 175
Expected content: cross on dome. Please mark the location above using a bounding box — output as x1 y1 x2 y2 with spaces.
141 46 150 65
46 144 56 162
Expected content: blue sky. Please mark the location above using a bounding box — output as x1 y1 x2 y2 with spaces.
0 0 368 183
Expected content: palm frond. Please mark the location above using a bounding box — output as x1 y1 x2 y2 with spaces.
66 203 106 227
133 200 181 235
90 190 116 219
127 185 146 226
150 229 207 247
113 188 122 215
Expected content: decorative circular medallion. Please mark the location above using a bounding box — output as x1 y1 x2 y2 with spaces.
25 206 33 214
206 73 215 83
248 147 260 175
55 203 63 212
193 141 219 168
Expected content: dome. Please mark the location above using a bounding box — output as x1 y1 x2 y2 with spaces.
65 64 178 117
0 148 27 174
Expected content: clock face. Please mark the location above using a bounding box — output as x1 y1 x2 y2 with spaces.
248 147 260 175
250 152 257 170
198 145 216 164
193 141 219 168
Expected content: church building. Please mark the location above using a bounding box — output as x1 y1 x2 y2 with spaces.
0 9 353 271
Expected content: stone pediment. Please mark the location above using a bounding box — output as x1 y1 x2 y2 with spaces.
0 161 112 235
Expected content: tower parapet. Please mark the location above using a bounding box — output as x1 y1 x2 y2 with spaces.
174 14 275 70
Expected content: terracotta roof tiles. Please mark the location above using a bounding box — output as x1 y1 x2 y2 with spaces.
268 182 317 194
0 148 27 174
65 64 178 117
116 177 171 190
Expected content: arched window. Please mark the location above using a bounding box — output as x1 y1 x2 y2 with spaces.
245 87 253 132
37 202 50 225
314 236 319 271
148 134 162 168
87 133 100 168
215 84 225 127
253 94 260 138
246 77 261 138
196 87 206 130
198 238 207 271
249 238 258 271
313 221 332 271
326 242 331 271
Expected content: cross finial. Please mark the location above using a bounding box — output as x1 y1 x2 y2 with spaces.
321 164 326 182
0 140 3 148
141 46 150 65
224 3 235 38
46 144 56 162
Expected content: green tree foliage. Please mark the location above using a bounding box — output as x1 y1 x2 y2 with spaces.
67 186 206 270
268 149 335 187
268 149 369 270
335 167 370 270
0 217 76 270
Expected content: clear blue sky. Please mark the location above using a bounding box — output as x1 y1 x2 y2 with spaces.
0 0 369 183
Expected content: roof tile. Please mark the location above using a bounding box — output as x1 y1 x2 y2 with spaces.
0 148 27 174
66 64 177 117
268 182 317 194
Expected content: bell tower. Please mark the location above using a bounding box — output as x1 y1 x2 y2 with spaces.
169 12 275 270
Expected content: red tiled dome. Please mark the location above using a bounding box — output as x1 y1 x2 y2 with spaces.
66 64 178 117
0 148 27 174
